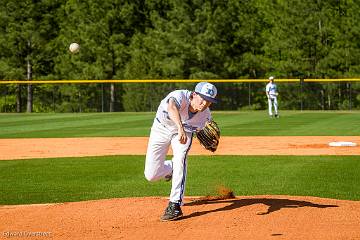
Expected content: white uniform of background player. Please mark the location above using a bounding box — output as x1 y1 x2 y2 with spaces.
144 82 218 221
266 76 279 118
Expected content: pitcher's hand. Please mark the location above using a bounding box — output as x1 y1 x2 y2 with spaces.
178 127 187 144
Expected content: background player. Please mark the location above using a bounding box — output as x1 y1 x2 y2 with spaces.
144 82 218 221
266 76 279 118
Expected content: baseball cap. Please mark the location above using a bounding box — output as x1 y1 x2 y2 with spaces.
269 76 275 80
194 82 218 103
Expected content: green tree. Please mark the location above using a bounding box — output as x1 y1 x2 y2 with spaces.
124 0 269 110
52 0 148 112
0 0 61 112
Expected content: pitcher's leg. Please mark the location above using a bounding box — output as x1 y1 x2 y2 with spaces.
169 132 193 205
144 124 173 181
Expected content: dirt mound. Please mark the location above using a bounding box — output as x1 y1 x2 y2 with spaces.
1 196 359 240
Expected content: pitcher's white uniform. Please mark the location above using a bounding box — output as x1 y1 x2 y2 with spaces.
144 89 211 205
266 77 279 117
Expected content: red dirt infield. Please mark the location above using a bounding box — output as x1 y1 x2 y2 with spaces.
0 136 359 240
0 136 359 160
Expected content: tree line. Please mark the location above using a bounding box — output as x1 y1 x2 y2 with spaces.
1 0 360 112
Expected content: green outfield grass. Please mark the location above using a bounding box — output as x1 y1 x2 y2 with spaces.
0 155 359 205
1 111 359 205
0 111 360 138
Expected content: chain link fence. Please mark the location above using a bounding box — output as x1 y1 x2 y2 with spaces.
0 80 359 112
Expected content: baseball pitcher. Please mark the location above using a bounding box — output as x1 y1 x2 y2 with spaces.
144 82 219 221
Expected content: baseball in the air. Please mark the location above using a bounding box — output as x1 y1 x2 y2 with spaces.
69 42 80 53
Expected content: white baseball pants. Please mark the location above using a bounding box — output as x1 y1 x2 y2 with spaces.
268 97 278 116
144 120 193 205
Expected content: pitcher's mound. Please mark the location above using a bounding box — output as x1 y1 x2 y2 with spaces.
1 195 360 240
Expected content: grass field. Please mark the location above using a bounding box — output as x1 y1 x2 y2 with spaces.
0 155 359 205
0 110 360 138
0 111 359 205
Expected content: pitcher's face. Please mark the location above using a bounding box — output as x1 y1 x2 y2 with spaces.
192 93 212 112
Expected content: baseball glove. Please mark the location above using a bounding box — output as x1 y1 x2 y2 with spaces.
196 120 220 152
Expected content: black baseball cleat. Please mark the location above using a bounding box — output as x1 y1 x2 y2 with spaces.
275 114 279 118
160 202 183 221
164 174 172 182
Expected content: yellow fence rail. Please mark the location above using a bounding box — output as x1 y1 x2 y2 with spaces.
303 79 360 82
0 78 360 84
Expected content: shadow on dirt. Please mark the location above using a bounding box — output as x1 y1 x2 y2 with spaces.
182 198 338 220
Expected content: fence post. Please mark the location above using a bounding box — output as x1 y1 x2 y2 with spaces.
248 82 251 109
300 78 304 111
52 86 55 112
4 88 6 113
101 83 104 113
348 82 352 111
